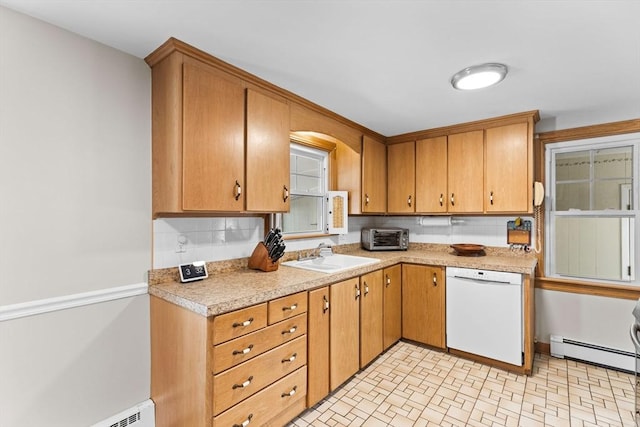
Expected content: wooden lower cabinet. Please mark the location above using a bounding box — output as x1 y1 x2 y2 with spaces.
360 269 383 367
330 277 361 390
383 264 402 350
150 292 308 427
212 367 307 427
307 287 330 407
402 264 446 348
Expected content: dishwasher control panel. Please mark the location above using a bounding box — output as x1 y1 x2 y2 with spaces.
446 266 522 284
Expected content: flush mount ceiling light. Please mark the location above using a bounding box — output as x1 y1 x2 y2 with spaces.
451 63 508 90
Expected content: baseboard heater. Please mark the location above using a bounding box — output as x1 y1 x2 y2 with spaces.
550 335 635 373
90 399 155 427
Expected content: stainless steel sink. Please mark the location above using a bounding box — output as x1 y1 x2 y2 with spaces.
282 253 380 274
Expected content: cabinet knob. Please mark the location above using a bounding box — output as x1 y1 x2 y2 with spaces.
407 195 412 207
490 191 494 205
232 317 253 328
232 375 254 389
281 385 297 398
232 344 254 356
233 414 253 427
283 185 289 202
450 193 455 206
282 303 298 312
281 353 297 363
234 180 242 201
281 326 297 335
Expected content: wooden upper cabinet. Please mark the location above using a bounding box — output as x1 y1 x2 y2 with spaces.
485 123 530 213
387 141 415 213
182 59 245 212
246 89 290 212
362 136 387 213
447 130 484 213
415 136 448 213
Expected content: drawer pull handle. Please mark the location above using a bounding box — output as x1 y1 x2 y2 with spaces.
282 304 298 312
232 376 254 389
385 274 391 287
234 180 242 201
281 385 297 398
232 317 254 328
232 344 253 356
323 295 329 313
233 414 253 427
282 352 297 363
281 326 297 335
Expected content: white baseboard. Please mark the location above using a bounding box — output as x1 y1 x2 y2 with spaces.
0 282 148 322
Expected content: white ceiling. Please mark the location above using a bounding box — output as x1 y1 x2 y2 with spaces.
2 0 639 136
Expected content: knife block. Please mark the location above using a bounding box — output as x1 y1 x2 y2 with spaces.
248 242 279 272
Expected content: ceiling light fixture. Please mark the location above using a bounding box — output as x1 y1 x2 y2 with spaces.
451 63 508 90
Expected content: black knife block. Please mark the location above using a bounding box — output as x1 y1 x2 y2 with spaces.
248 242 279 272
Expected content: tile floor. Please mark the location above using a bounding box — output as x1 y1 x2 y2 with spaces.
288 341 637 427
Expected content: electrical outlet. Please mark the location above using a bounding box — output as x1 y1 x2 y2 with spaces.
176 234 187 253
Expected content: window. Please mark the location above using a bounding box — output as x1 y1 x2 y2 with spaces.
545 133 639 283
282 143 328 235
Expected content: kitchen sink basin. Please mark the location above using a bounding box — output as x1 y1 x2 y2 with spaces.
282 253 380 274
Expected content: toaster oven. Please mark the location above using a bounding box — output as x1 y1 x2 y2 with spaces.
361 228 409 251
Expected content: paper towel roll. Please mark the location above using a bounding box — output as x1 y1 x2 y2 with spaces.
418 216 452 227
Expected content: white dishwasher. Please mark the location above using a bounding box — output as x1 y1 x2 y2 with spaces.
446 267 523 366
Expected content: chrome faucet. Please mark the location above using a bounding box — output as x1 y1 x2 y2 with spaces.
297 243 333 261
317 242 333 257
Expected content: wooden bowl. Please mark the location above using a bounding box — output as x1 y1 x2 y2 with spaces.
450 243 486 256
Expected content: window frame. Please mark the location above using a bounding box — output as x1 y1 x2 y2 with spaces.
544 132 640 286
277 133 337 239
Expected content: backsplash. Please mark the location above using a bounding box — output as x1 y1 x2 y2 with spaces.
152 215 534 268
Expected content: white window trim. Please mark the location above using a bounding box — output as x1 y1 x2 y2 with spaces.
545 132 640 285
281 143 329 236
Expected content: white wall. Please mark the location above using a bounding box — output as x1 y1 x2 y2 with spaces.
0 6 151 426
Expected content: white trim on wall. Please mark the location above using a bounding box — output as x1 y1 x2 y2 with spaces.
0 283 148 322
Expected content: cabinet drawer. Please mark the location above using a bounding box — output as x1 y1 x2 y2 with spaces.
212 313 307 374
212 366 307 427
268 292 307 324
212 303 267 345
213 335 307 415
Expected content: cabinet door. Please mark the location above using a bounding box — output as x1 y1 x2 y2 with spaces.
330 277 360 390
402 264 445 348
383 264 402 350
307 287 330 407
387 141 415 213
360 270 383 368
416 136 448 213
246 89 291 212
362 136 387 213
447 130 484 213
485 123 530 213
182 59 245 211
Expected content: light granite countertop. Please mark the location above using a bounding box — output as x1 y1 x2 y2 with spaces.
148 244 538 317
